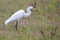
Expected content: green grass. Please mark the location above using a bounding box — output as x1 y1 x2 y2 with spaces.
0 0 60 40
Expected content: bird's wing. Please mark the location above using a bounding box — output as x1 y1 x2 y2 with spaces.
5 10 25 25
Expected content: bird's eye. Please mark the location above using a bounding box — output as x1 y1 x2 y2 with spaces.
30 9 32 11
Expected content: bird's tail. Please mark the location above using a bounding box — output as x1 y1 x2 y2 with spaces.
5 20 9 25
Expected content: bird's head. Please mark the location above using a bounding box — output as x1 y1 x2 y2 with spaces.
27 6 33 11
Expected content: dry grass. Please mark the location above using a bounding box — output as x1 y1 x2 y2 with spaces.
0 0 60 40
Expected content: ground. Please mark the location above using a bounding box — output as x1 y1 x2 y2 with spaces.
0 0 60 40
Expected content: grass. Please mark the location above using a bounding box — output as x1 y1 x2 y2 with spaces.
0 0 60 40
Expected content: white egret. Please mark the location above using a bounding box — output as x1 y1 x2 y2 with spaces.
5 6 34 31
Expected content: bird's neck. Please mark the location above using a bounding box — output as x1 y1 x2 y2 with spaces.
25 8 31 17
26 8 31 13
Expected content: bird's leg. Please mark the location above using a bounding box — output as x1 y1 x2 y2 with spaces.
15 20 18 32
15 20 20 34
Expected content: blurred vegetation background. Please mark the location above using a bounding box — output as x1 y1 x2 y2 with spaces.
0 0 60 40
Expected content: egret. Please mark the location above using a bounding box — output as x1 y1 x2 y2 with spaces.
5 6 34 31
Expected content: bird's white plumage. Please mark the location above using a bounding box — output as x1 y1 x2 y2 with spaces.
5 6 33 25
5 10 24 25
